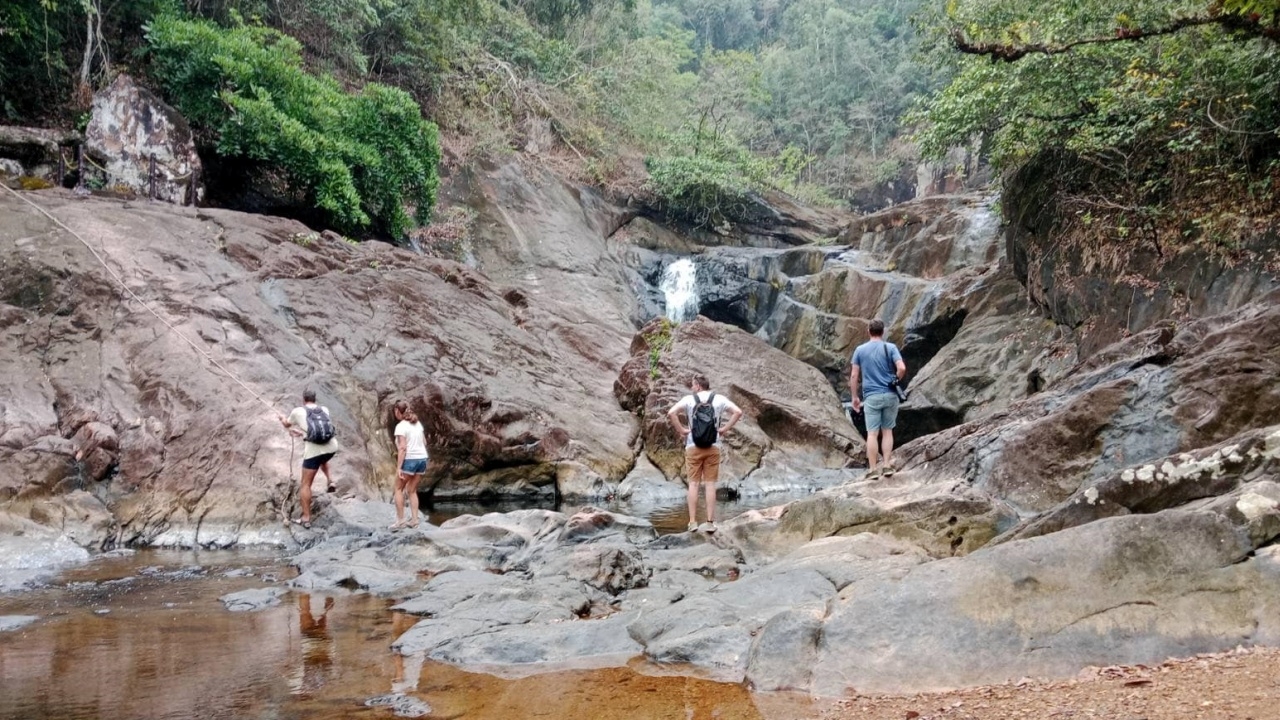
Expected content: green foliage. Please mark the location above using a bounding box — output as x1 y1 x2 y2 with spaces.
918 0 1280 258
145 16 440 237
645 318 674 377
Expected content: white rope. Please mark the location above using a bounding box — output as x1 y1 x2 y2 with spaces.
1 183 278 413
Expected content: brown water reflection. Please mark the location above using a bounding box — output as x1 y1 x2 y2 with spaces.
0 550 826 720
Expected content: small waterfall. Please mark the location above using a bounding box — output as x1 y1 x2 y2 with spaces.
661 258 699 322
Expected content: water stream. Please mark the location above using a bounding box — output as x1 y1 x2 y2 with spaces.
0 498 835 720
660 258 699 322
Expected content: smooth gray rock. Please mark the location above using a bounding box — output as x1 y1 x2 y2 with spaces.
291 546 418 595
364 693 431 718
627 567 837 681
428 611 643 673
808 510 1280 694
0 615 39 632
219 587 287 612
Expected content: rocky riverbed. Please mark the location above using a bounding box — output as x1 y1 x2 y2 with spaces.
4 148 1280 710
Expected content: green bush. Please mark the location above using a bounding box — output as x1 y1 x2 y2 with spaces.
145 16 440 237
645 127 810 227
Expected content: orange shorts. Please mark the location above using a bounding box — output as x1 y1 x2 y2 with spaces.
684 445 721 484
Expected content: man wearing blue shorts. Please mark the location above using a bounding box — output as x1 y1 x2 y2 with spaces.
850 319 906 477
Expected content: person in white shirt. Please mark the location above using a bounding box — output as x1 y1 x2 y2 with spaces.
278 388 340 529
391 400 430 529
667 373 743 533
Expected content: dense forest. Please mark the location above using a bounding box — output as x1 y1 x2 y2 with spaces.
2 0 1279 250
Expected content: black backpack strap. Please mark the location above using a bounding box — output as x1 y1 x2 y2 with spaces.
883 343 895 376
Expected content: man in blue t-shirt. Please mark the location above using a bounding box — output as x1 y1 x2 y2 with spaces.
850 319 906 477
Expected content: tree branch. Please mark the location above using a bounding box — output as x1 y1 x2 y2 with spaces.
949 13 1279 63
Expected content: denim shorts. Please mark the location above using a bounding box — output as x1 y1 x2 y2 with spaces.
864 392 900 431
400 458 428 475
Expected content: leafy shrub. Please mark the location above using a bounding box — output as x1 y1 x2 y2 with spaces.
145 16 440 237
645 128 809 227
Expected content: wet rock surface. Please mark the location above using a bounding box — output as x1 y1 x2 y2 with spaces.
0 615 39 632
219 586 287 612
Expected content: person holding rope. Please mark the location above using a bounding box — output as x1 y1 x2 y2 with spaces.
279 389 340 528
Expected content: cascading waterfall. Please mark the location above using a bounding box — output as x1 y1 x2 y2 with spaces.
660 258 699 322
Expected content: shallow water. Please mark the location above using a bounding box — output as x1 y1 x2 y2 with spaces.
0 549 828 720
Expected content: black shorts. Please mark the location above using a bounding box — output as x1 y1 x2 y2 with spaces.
301 452 336 470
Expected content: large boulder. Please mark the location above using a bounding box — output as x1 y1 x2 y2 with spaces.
901 298 1280 515
84 74 201 205
805 509 1280 694
614 316 862 493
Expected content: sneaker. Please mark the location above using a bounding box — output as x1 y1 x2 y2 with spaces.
882 464 897 477
687 521 698 532
698 522 717 533
864 466 882 479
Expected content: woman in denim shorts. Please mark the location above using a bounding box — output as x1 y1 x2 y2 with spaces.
391 400 430 529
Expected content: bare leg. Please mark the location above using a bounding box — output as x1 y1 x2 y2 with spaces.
882 429 895 469
866 429 881 471
391 473 407 527
299 468 318 522
686 479 700 526
407 474 422 526
320 462 335 492
704 482 717 524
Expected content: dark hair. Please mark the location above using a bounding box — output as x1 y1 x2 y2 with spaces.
303 388 317 403
868 319 885 337
691 373 710 390
393 400 417 424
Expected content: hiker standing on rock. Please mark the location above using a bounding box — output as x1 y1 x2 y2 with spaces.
390 400 429 529
668 373 743 533
850 319 906 478
279 389 340 528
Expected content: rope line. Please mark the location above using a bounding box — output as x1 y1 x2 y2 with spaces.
69 148 195 183
1 183 278 414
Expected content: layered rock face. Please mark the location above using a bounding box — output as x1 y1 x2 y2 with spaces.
0 182 645 545
0 157 870 546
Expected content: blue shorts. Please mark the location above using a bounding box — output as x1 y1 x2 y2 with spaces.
400 458 427 475
864 392 900 431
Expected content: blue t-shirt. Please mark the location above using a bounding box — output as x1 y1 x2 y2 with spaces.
851 339 903 398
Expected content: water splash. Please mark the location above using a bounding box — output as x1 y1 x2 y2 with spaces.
661 258 699 322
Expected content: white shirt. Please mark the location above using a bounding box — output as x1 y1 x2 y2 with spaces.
394 420 429 460
670 391 740 448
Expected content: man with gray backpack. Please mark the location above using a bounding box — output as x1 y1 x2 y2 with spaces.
667 372 743 533
850 319 907 478
279 388 340 528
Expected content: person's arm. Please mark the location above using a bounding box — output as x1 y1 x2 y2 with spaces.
718 403 744 435
894 346 907 380
396 434 407 468
849 364 863 411
667 401 690 437
280 411 305 437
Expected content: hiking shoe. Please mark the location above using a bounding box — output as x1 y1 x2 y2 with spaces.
864 466 882 479
882 464 897 477
698 522 717 533
687 521 698 532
